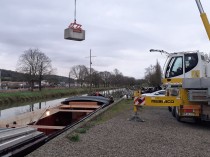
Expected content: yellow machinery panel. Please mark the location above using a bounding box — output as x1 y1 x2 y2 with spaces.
145 96 181 107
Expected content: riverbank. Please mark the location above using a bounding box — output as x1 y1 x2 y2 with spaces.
0 87 117 106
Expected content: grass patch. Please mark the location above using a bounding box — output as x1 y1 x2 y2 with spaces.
0 87 116 106
67 127 88 142
67 133 80 142
85 99 132 127
76 127 87 134
66 99 133 142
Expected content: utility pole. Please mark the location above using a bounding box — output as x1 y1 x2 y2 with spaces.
0 69 1 90
69 70 71 88
90 49 92 93
88 49 96 94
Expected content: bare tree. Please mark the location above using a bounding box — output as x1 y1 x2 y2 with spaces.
144 60 162 87
92 71 100 88
37 53 53 91
123 76 135 87
99 71 111 87
112 68 123 87
70 65 88 87
17 48 53 91
154 60 162 86
144 65 155 86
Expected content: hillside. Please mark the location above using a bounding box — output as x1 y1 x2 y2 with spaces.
0 69 73 83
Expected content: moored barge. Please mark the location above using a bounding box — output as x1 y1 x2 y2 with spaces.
0 95 111 156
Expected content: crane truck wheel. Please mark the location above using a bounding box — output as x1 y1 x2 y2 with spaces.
175 107 181 122
168 106 172 112
172 107 176 117
194 117 201 124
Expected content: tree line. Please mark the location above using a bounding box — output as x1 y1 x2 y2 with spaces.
70 65 137 88
1 48 163 91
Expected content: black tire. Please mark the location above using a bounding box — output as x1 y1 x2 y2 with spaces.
168 106 172 112
175 107 181 122
172 107 176 117
194 117 201 124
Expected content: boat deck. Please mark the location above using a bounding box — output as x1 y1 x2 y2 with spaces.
0 96 109 156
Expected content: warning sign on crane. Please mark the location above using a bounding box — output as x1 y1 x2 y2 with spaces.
134 97 145 106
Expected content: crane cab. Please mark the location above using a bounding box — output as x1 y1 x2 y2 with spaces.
163 51 208 79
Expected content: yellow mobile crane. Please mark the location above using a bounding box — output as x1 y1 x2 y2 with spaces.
136 0 210 122
145 50 210 122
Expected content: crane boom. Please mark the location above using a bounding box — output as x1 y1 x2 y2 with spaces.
195 0 210 40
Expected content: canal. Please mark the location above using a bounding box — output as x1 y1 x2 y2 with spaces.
0 88 126 120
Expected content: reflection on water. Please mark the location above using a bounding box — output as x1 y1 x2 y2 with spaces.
0 88 126 120
0 98 65 120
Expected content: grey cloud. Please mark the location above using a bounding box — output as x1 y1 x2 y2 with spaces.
0 0 209 79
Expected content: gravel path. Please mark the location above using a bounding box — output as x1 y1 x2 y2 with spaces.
27 105 210 157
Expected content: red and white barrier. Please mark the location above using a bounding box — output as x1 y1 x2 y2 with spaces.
134 96 145 106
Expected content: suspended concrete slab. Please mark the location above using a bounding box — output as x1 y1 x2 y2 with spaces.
64 27 85 41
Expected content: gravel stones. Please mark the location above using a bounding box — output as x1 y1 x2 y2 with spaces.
27 106 210 157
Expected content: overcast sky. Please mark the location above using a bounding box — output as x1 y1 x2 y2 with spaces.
0 0 210 79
